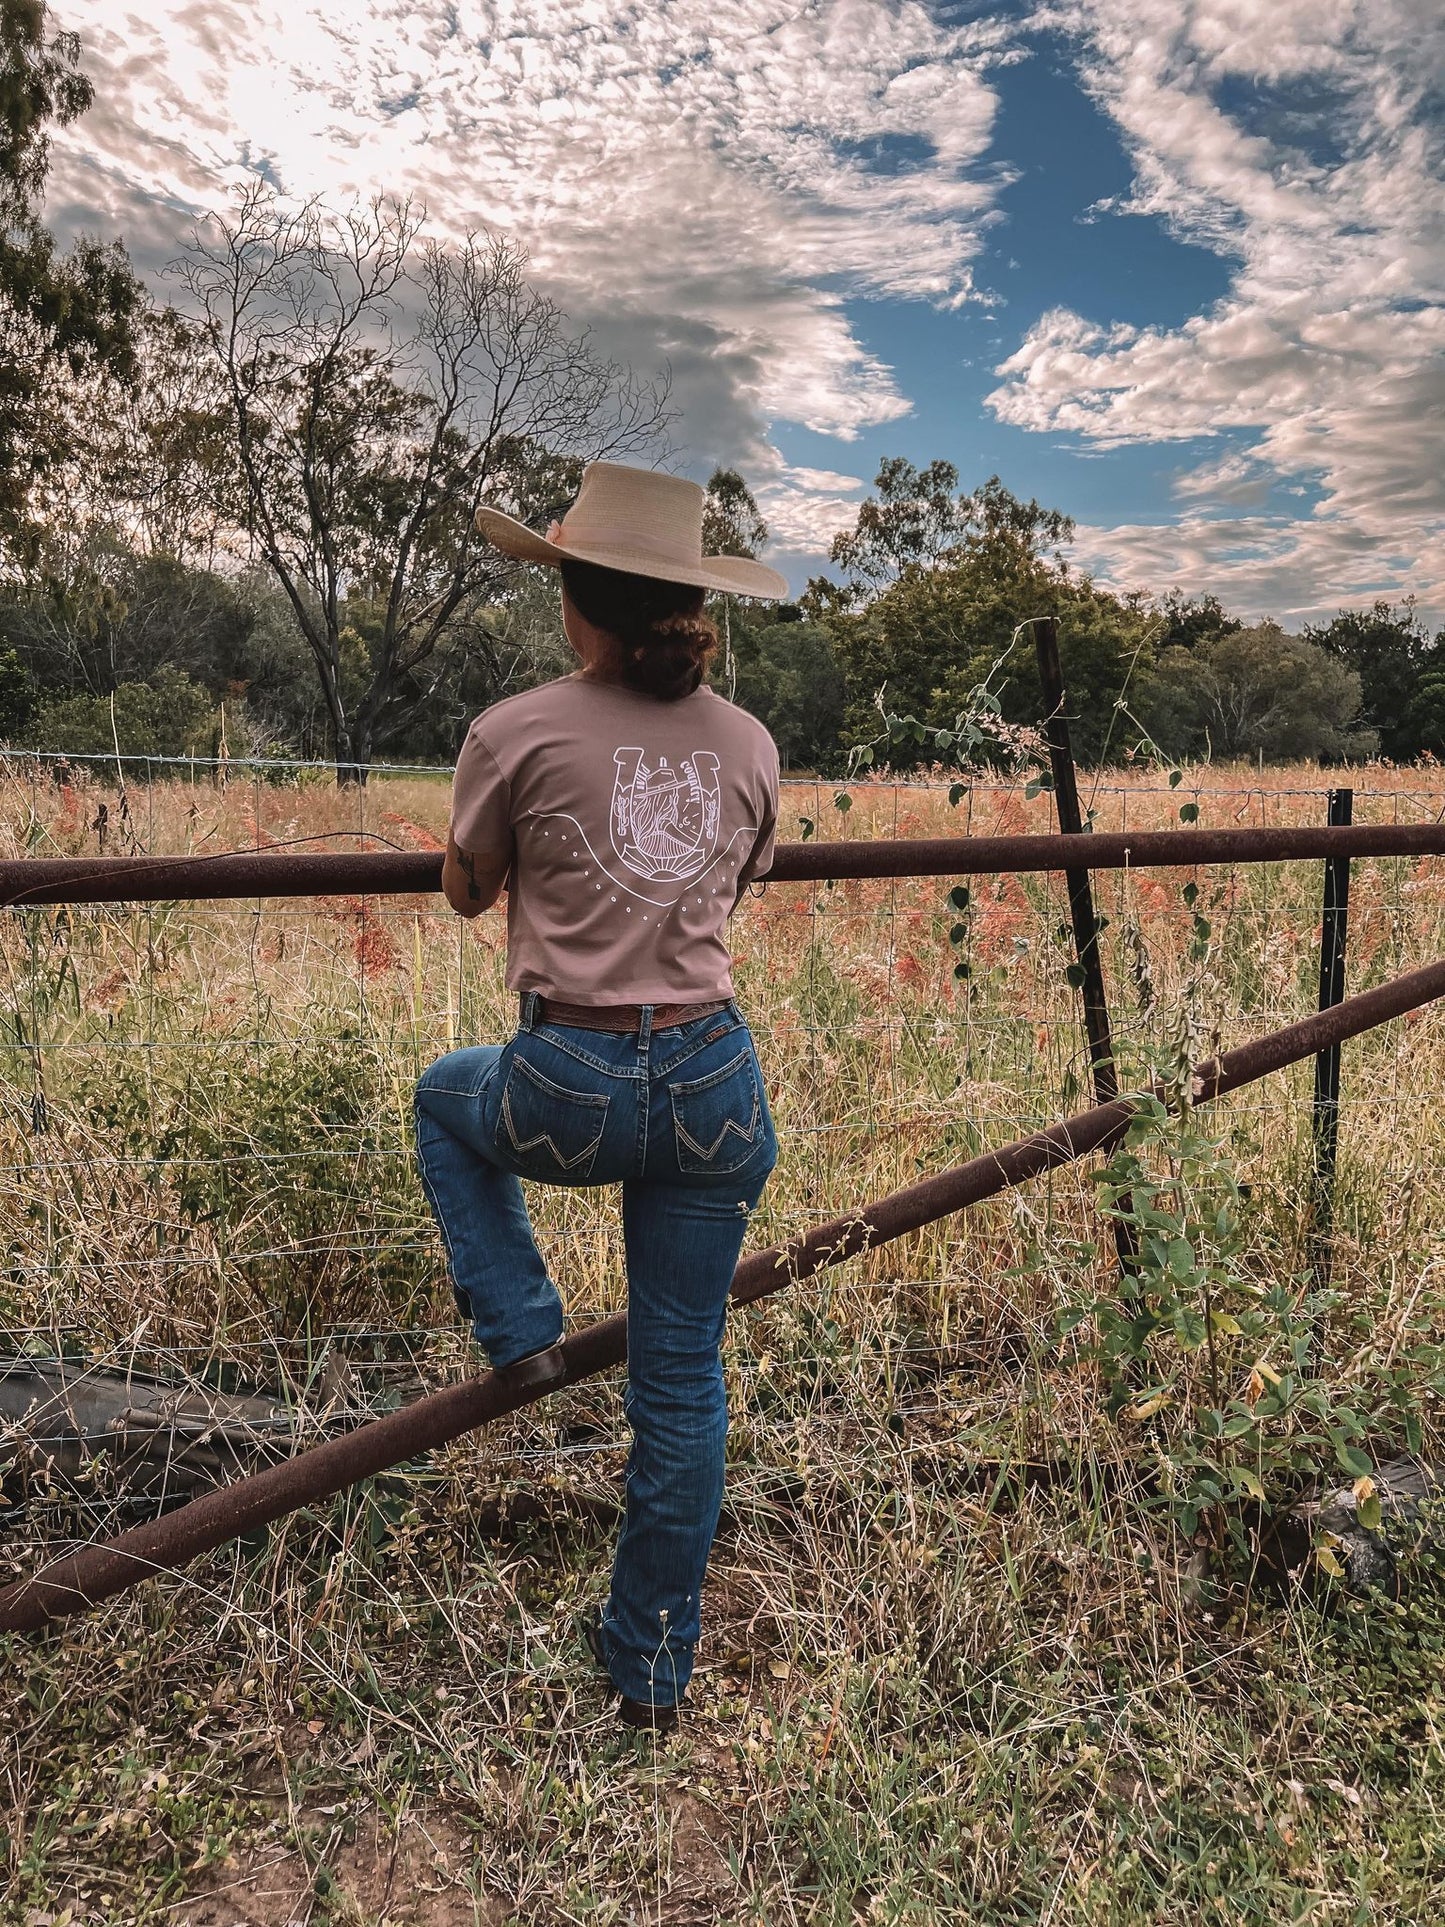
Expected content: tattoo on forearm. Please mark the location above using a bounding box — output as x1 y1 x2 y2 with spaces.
456 847 482 901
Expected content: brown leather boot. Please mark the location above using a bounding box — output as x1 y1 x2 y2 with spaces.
580 1610 681 1733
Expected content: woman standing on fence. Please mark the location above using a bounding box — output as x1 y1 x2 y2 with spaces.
414 463 786 1731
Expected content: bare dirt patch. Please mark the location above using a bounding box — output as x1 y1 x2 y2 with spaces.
184 1806 501 1927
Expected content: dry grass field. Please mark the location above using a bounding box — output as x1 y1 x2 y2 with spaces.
3 753 1445 1924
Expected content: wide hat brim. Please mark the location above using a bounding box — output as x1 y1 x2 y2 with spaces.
475 504 789 601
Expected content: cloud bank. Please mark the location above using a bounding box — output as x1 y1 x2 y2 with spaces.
51 0 1015 553
46 0 1445 613
992 0 1445 619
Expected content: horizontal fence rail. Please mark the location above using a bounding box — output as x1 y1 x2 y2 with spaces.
4 951 1444 1635
4 820 1445 906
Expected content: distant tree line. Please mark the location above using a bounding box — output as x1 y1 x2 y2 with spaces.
719 457 1445 774
2 4 1441 780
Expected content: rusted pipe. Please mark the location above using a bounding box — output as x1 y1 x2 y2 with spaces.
3 822 1445 906
769 823 1445 879
3 952 1443 1635
0 850 442 906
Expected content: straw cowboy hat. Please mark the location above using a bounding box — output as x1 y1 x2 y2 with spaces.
474 461 788 600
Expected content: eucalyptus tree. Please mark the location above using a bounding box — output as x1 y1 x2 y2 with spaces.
819 459 1072 608
180 188 669 779
702 465 769 559
809 461 1139 763
1305 600 1445 762
94 304 245 573
0 0 138 552
1145 624 1375 764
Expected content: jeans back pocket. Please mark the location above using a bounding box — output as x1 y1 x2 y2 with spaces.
669 1048 764 1176
497 1054 609 1181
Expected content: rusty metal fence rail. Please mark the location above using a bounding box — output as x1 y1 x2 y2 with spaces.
4 820 1445 904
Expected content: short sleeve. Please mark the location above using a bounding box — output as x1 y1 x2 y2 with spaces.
737 737 780 886
450 723 514 860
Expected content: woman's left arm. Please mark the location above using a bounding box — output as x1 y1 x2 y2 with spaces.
733 747 780 907
442 833 510 918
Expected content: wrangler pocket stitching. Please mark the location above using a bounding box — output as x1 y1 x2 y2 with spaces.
499 1056 609 1176
670 1048 762 1174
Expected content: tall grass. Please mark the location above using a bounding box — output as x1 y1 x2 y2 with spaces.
3 759 1445 1923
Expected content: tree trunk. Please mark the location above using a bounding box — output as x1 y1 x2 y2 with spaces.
334 720 372 787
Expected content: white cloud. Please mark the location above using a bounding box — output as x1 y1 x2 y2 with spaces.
753 462 867 556
1070 510 1445 626
1172 450 1274 507
996 0 1445 618
45 0 1445 608
48 0 1013 547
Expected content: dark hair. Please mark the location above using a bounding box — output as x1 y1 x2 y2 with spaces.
559 557 718 701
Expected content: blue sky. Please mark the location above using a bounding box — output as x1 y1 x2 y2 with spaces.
778 34 1242 536
48 0 1445 621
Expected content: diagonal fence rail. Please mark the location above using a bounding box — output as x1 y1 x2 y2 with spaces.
3 950 1444 1635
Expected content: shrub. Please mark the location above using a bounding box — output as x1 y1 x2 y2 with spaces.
63 1034 431 1332
1061 1089 1383 1569
28 666 218 759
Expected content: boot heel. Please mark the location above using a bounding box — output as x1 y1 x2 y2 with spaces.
494 1340 566 1395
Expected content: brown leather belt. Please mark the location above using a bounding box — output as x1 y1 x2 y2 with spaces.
529 995 731 1034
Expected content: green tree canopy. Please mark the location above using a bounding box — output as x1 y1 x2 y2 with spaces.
725 607 844 771
1140 623 1375 764
0 1 139 547
28 664 218 761
1153 591 1242 652
0 542 253 695
702 467 769 558
1304 600 1445 761
819 459 1073 608
811 467 1146 765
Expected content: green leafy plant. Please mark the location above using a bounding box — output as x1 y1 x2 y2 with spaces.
1062 1084 1374 1561
63 1034 427 1328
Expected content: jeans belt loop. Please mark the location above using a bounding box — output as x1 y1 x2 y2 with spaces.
636 1002 654 1054
519 990 539 1032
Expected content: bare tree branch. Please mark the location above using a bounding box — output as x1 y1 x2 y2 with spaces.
176 189 671 780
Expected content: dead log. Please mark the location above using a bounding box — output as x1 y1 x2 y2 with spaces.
0 1357 305 1504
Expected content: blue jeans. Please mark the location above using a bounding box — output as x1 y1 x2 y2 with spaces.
414 995 778 1706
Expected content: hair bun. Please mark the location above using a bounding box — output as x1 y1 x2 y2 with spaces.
649 611 714 651
629 611 717 698
559 556 720 700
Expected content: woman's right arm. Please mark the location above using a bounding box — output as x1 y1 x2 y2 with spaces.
446 723 513 917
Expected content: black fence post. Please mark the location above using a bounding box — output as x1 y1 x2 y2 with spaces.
1310 787 1353 1285
1033 616 1138 1271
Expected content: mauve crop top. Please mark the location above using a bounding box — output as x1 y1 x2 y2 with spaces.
449 673 780 1005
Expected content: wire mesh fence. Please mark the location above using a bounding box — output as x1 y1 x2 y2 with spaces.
4 748 1445 1571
